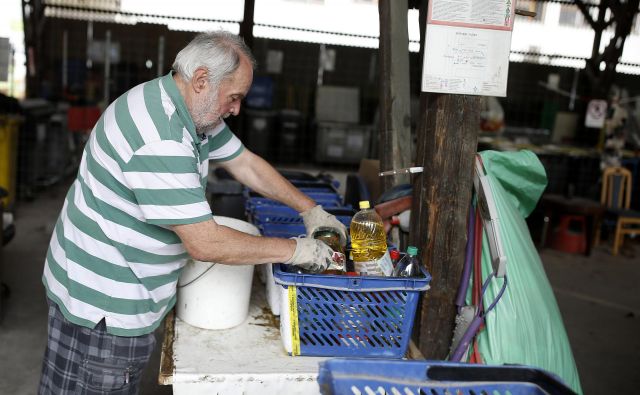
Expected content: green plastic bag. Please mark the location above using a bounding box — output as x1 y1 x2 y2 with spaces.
467 150 582 394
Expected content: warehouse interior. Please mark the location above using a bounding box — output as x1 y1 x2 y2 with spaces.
1 0 640 394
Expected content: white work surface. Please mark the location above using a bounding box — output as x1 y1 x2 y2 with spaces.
163 278 328 395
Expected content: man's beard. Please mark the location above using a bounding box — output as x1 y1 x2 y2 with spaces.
193 91 222 134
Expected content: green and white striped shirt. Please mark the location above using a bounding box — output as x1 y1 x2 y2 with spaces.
43 72 244 336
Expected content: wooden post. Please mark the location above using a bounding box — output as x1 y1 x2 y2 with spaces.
410 0 480 359
240 0 255 50
378 0 412 193
410 94 479 359
22 0 45 98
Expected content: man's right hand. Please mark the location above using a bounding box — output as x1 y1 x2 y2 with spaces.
284 237 334 273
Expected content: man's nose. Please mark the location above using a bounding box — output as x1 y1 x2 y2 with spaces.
230 102 241 116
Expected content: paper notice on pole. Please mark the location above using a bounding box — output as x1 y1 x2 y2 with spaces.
421 0 515 97
429 0 515 29
585 99 607 128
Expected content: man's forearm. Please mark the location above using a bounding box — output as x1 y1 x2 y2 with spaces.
173 219 296 264
224 150 316 212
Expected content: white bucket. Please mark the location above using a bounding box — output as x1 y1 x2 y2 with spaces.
176 216 260 330
265 263 281 316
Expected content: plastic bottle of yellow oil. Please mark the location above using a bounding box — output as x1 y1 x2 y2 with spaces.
349 201 393 276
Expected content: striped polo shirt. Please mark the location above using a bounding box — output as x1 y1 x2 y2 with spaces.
42 72 244 336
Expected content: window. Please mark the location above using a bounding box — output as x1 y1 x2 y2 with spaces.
283 0 325 4
559 4 585 27
254 0 381 48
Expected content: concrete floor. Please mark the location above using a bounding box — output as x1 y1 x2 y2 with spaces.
0 176 638 395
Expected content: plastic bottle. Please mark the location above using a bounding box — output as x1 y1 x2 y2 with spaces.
349 201 393 276
390 249 401 268
392 246 420 277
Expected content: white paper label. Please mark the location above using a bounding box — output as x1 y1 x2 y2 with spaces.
354 251 393 276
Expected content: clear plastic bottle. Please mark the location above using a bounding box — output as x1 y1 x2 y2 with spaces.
392 246 420 277
349 201 393 276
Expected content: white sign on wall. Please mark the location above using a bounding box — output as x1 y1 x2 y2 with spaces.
421 0 516 97
585 99 607 128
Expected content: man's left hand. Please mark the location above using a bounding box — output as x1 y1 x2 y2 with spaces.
300 205 348 246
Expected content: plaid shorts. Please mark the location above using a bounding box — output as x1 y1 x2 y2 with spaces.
38 299 156 395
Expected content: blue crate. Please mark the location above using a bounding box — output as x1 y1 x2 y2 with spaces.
277 170 341 191
292 182 339 194
245 195 344 213
317 359 577 395
244 187 341 200
251 205 353 227
258 223 307 238
244 187 344 207
274 264 431 358
251 205 301 224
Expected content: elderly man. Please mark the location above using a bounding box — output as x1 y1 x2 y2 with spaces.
38 31 345 394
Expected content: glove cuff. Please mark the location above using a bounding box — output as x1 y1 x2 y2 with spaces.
284 238 301 264
300 204 323 219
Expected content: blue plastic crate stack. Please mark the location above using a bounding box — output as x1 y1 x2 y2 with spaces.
251 172 432 360
245 174 354 238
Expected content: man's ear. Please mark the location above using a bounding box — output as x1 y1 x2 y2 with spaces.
191 67 209 94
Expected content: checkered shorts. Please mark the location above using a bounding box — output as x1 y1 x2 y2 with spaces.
38 299 156 395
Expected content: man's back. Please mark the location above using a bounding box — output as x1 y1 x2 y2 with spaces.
43 74 208 336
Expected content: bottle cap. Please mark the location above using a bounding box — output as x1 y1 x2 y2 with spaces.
407 246 418 256
390 250 400 260
359 200 370 209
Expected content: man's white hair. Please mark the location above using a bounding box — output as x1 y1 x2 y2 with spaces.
172 31 256 88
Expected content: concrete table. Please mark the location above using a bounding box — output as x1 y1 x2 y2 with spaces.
158 279 328 395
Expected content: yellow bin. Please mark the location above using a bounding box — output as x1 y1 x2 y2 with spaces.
0 115 21 209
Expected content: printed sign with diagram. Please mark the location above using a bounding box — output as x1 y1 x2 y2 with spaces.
421 0 516 96
585 99 607 128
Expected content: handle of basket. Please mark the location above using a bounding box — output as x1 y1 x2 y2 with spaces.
425 365 578 395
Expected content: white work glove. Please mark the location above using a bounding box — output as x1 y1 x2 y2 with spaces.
300 205 348 246
284 237 335 273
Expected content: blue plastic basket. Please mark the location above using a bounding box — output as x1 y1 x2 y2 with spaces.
251 205 353 226
244 188 343 202
258 223 307 238
295 184 339 194
251 205 302 224
273 264 431 358
245 195 344 213
317 359 577 395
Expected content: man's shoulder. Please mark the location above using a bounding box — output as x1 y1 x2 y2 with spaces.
118 77 186 143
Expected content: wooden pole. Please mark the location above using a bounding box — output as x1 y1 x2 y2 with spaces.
22 0 45 98
240 0 255 50
410 93 479 358
410 0 480 359
378 0 412 193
